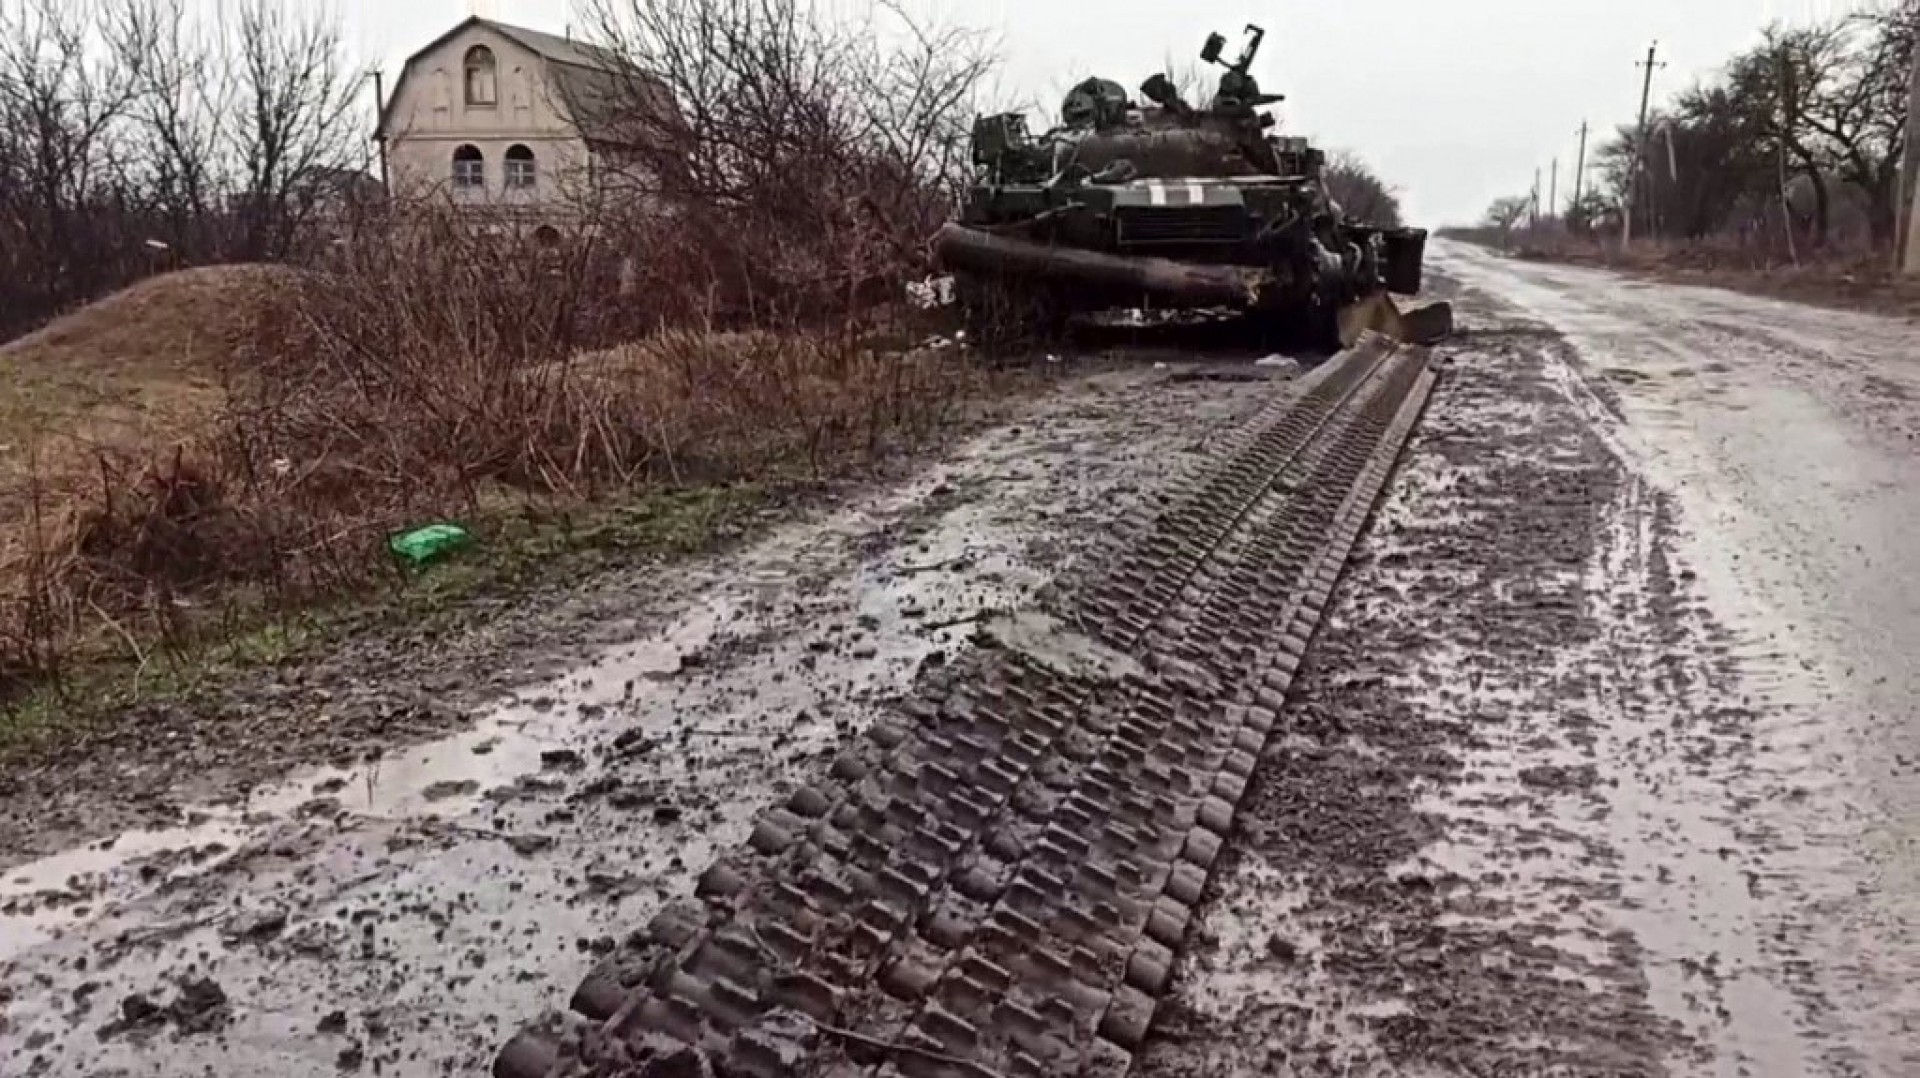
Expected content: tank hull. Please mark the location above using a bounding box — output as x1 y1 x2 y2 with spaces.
945 25 1448 349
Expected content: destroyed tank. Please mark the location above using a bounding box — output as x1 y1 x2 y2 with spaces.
934 26 1448 350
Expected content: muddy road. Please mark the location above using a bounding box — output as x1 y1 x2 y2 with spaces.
1138 244 1920 1078
5 245 1919 1078
0 364 1281 1077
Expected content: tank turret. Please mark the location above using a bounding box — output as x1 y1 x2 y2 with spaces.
936 24 1444 350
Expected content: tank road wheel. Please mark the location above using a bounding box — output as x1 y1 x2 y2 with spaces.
954 272 1067 358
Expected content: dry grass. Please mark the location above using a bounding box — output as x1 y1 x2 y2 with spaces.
0 229 991 704
1596 242 1920 319
0 265 306 679
0 264 301 518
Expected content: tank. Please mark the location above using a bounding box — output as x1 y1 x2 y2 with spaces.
933 25 1445 350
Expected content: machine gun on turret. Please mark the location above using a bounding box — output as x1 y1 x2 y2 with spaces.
1202 25 1284 116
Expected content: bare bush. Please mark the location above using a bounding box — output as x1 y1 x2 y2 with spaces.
0 204 991 700
1323 151 1404 228
1 0 1008 700
576 0 997 328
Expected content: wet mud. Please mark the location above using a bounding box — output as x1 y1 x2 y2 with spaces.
1447 244 1920 1074
487 336 1439 1077
0 363 1280 1078
1136 248 1920 1077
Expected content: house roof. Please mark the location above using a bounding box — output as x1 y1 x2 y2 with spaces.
475 19 628 72
291 166 386 205
376 16 643 139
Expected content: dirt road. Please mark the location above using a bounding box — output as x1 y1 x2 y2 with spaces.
1138 243 1920 1078
4 246 1918 1078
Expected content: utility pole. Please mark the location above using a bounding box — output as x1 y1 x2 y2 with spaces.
1549 157 1559 224
372 69 390 196
1532 167 1542 228
1623 41 1664 246
1901 24 1920 274
1573 121 1589 216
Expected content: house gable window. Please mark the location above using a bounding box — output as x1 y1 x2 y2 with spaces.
464 45 498 107
452 144 485 190
505 144 536 190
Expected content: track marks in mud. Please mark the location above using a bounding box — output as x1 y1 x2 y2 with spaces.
1141 296 1920 1078
0 368 1286 1078
1135 333 1696 1077
489 343 1439 1078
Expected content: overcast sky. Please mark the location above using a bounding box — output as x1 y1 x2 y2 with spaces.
342 0 1884 225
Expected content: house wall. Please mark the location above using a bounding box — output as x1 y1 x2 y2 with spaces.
381 25 592 209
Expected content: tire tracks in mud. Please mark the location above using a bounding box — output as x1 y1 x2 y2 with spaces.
492 338 1439 1078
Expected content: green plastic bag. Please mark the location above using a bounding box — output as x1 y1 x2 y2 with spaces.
389 523 474 566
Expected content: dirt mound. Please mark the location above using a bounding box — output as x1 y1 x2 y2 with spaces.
3 263 302 381
0 264 303 615
0 260 301 446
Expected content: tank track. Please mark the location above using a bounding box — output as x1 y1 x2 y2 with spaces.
495 336 1439 1078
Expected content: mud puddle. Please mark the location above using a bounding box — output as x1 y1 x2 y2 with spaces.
0 364 1285 1078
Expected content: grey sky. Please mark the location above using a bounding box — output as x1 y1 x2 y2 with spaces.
341 0 1876 225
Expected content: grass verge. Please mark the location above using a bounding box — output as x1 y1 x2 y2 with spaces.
0 480 784 749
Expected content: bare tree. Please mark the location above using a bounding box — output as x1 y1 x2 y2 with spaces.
1723 26 1838 243
847 1 999 230
0 0 148 311
1484 195 1534 241
1806 5 1917 245
0 0 380 341
124 0 231 253
226 0 366 260
574 0 999 324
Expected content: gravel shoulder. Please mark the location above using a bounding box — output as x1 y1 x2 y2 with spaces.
0 361 1282 1077
1137 245 1920 1077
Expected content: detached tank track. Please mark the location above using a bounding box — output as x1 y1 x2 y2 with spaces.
496 337 1439 1078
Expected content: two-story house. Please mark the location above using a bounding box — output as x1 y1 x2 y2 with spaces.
375 17 633 214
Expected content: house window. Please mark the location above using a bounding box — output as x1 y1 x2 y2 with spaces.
452 144 485 190
505 144 536 190
464 45 498 107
